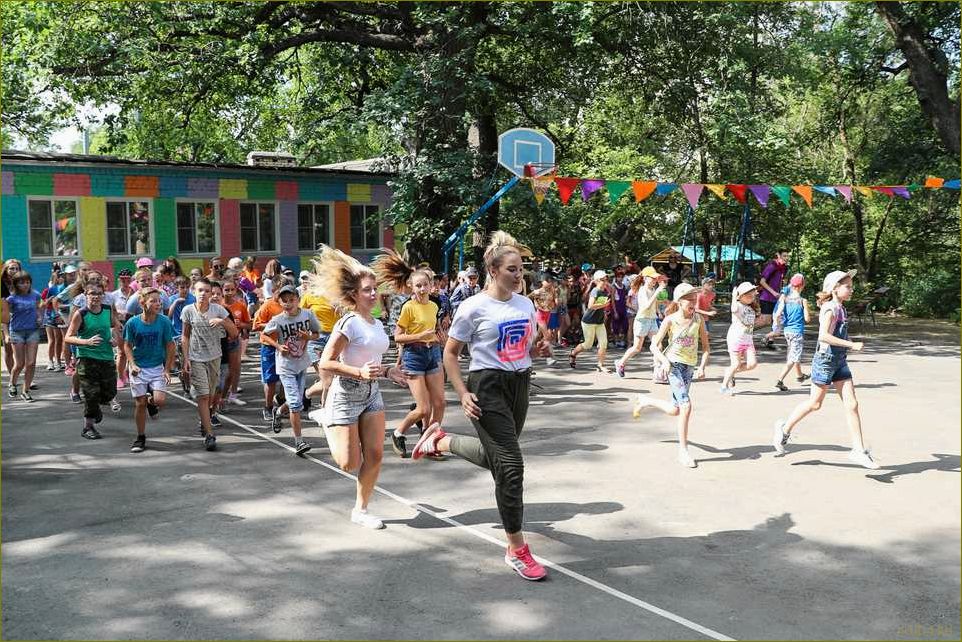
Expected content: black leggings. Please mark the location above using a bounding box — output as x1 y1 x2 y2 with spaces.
77 357 116 420
448 368 530 534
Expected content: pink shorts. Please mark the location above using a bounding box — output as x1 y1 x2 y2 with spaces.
727 336 756 356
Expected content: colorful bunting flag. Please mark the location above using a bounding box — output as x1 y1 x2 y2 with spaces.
748 185 770 208
554 177 581 206
924 176 945 188
655 183 678 196
606 180 632 204
871 186 895 197
705 184 727 200
792 185 813 208
907 183 922 192
834 185 853 203
529 176 554 206
581 179 606 202
944 179 961 189
853 186 874 198
632 181 657 202
771 185 792 207
726 184 748 204
680 183 704 209
891 186 911 199
814 185 836 197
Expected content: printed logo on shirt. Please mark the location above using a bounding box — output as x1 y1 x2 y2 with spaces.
285 335 305 358
496 318 531 363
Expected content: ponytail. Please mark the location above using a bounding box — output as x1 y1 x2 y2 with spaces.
371 249 432 292
483 231 529 273
308 244 376 310
815 290 833 306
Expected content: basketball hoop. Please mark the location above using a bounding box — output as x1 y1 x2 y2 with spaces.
523 162 558 178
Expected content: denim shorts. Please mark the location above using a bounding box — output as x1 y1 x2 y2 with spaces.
810 350 852 386
260 345 279 384
43 311 63 328
279 371 307 413
8 329 40 344
634 317 659 337
319 376 384 426
307 332 331 365
401 344 442 376
668 362 695 407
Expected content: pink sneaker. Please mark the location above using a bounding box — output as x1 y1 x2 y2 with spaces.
117 376 127 390
411 423 446 460
504 544 547 581
64 362 76 376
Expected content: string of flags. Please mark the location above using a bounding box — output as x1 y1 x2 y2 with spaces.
525 174 961 208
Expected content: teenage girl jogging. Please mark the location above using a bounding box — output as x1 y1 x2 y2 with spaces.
615 266 666 378
2 271 43 401
632 283 710 468
409 232 552 581
720 282 762 395
771 270 880 469
305 245 407 529
41 265 67 372
1 259 24 379
372 250 445 459
772 274 811 391
569 270 612 373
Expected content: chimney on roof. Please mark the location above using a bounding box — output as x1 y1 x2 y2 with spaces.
246 151 298 168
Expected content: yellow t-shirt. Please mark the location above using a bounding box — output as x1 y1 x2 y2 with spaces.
300 293 341 333
396 299 438 337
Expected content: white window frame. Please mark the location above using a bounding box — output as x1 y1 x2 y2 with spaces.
349 203 383 251
174 198 221 257
26 196 82 260
296 201 333 253
105 198 154 258
239 200 280 255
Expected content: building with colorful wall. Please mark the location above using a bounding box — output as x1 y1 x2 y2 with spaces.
0 150 396 283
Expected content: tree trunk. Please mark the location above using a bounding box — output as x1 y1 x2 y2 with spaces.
838 116 869 276
472 103 499 270
875 1 961 157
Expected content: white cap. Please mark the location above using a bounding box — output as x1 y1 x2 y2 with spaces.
227 257 243 270
63 264 78 274
822 269 856 294
673 282 699 301
733 281 757 297
593 270 608 281
299 270 311 280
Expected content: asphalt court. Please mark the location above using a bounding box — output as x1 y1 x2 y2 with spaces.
2 322 960 640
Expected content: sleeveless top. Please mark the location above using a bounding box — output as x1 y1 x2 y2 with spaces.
77 307 114 361
816 301 849 358
665 314 701 366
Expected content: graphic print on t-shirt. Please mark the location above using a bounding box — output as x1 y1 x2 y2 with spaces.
285 334 305 359
496 318 531 363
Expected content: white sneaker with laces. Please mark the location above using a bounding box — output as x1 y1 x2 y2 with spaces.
772 419 789 455
677 448 697 468
350 508 385 530
227 393 247 406
847 448 881 470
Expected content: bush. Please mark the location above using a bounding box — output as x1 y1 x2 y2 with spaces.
899 267 962 319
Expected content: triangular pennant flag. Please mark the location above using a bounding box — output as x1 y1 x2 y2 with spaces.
943 179 960 189
705 184 727 200
581 179 605 202
907 183 922 192
771 185 792 206
924 176 945 188
791 185 813 207
853 186 874 198
680 183 705 209
834 185 853 203
606 180 631 204
632 181 657 202
554 177 581 206
655 182 678 196
871 186 895 197
891 186 910 199
726 184 748 204
748 184 770 208
530 176 554 206
814 185 837 197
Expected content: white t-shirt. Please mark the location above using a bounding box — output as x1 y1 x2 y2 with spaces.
332 313 389 368
448 292 536 372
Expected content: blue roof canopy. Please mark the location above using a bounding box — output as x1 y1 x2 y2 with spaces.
671 245 765 262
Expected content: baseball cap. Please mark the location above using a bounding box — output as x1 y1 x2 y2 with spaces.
299 270 311 281
135 257 153 268
789 273 805 288
641 266 659 279
465 267 478 277
281 266 294 276
673 283 700 301
734 281 758 297
117 268 133 278
581 262 593 272
593 270 608 281
63 264 77 274
822 269 856 294
277 284 299 297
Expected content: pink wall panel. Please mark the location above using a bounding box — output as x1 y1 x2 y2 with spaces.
90 261 115 286
275 181 298 200
53 173 91 196
219 199 240 258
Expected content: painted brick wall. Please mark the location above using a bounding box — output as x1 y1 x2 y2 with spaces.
333 201 351 253
79 197 107 260
1 195 28 260
278 201 298 256
219 199 241 257
153 198 177 257
54 173 91 197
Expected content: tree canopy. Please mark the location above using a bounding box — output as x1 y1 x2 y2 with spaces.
3 1 959 315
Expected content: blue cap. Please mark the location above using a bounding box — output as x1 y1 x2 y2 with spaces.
581 262 592 271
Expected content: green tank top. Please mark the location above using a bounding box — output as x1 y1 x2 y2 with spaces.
77 307 115 361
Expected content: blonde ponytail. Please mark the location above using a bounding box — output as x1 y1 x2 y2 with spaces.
483 231 530 273
371 249 433 292
308 245 376 310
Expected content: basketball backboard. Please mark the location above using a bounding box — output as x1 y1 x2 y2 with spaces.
498 128 556 177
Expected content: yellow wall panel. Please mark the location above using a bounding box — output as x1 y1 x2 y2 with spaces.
346 184 372 203
219 179 248 200
79 197 106 260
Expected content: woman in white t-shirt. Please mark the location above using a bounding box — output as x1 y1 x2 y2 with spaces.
410 231 551 582
305 246 406 530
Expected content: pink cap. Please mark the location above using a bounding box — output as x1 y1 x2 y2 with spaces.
135 257 154 268
789 273 805 288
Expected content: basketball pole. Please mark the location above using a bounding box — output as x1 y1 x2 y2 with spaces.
442 173 522 274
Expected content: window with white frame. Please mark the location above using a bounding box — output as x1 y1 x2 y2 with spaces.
28 198 79 258
349 204 380 250
239 202 277 252
176 201 218 254
106 200 151 256
297 203 330 252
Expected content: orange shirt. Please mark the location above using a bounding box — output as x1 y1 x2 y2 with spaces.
253 300 284 332
224 298 251 327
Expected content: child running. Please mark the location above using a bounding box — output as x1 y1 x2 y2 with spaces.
720 282 762 395
615 266 666 378
410 232 552 581
773 273 811 391
771 270 879 469
632 283 710 468
41 265 67 372
2 270 43 401
372 250 444 459
220 279 252 407
122 287 175 453
305 245 406 529
260 284 321 455
569 270 612 373
253 289 285 425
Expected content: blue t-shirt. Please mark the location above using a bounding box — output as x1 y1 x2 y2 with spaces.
166 294 195 335
782 294 806 334
6 291 42 332
123 314 174 369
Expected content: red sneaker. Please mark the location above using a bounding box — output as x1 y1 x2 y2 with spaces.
411 423 446 460
504 544 547 581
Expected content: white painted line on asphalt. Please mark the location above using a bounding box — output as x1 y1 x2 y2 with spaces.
167 390 736 641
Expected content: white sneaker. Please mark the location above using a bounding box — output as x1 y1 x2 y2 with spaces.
677 448 697 468
632 394 651 419
227 393 247 406
772 419 789 455
847 448 881 470
110 399 122 413
46 363 57 372
350 508 385 530
545 357 557 366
